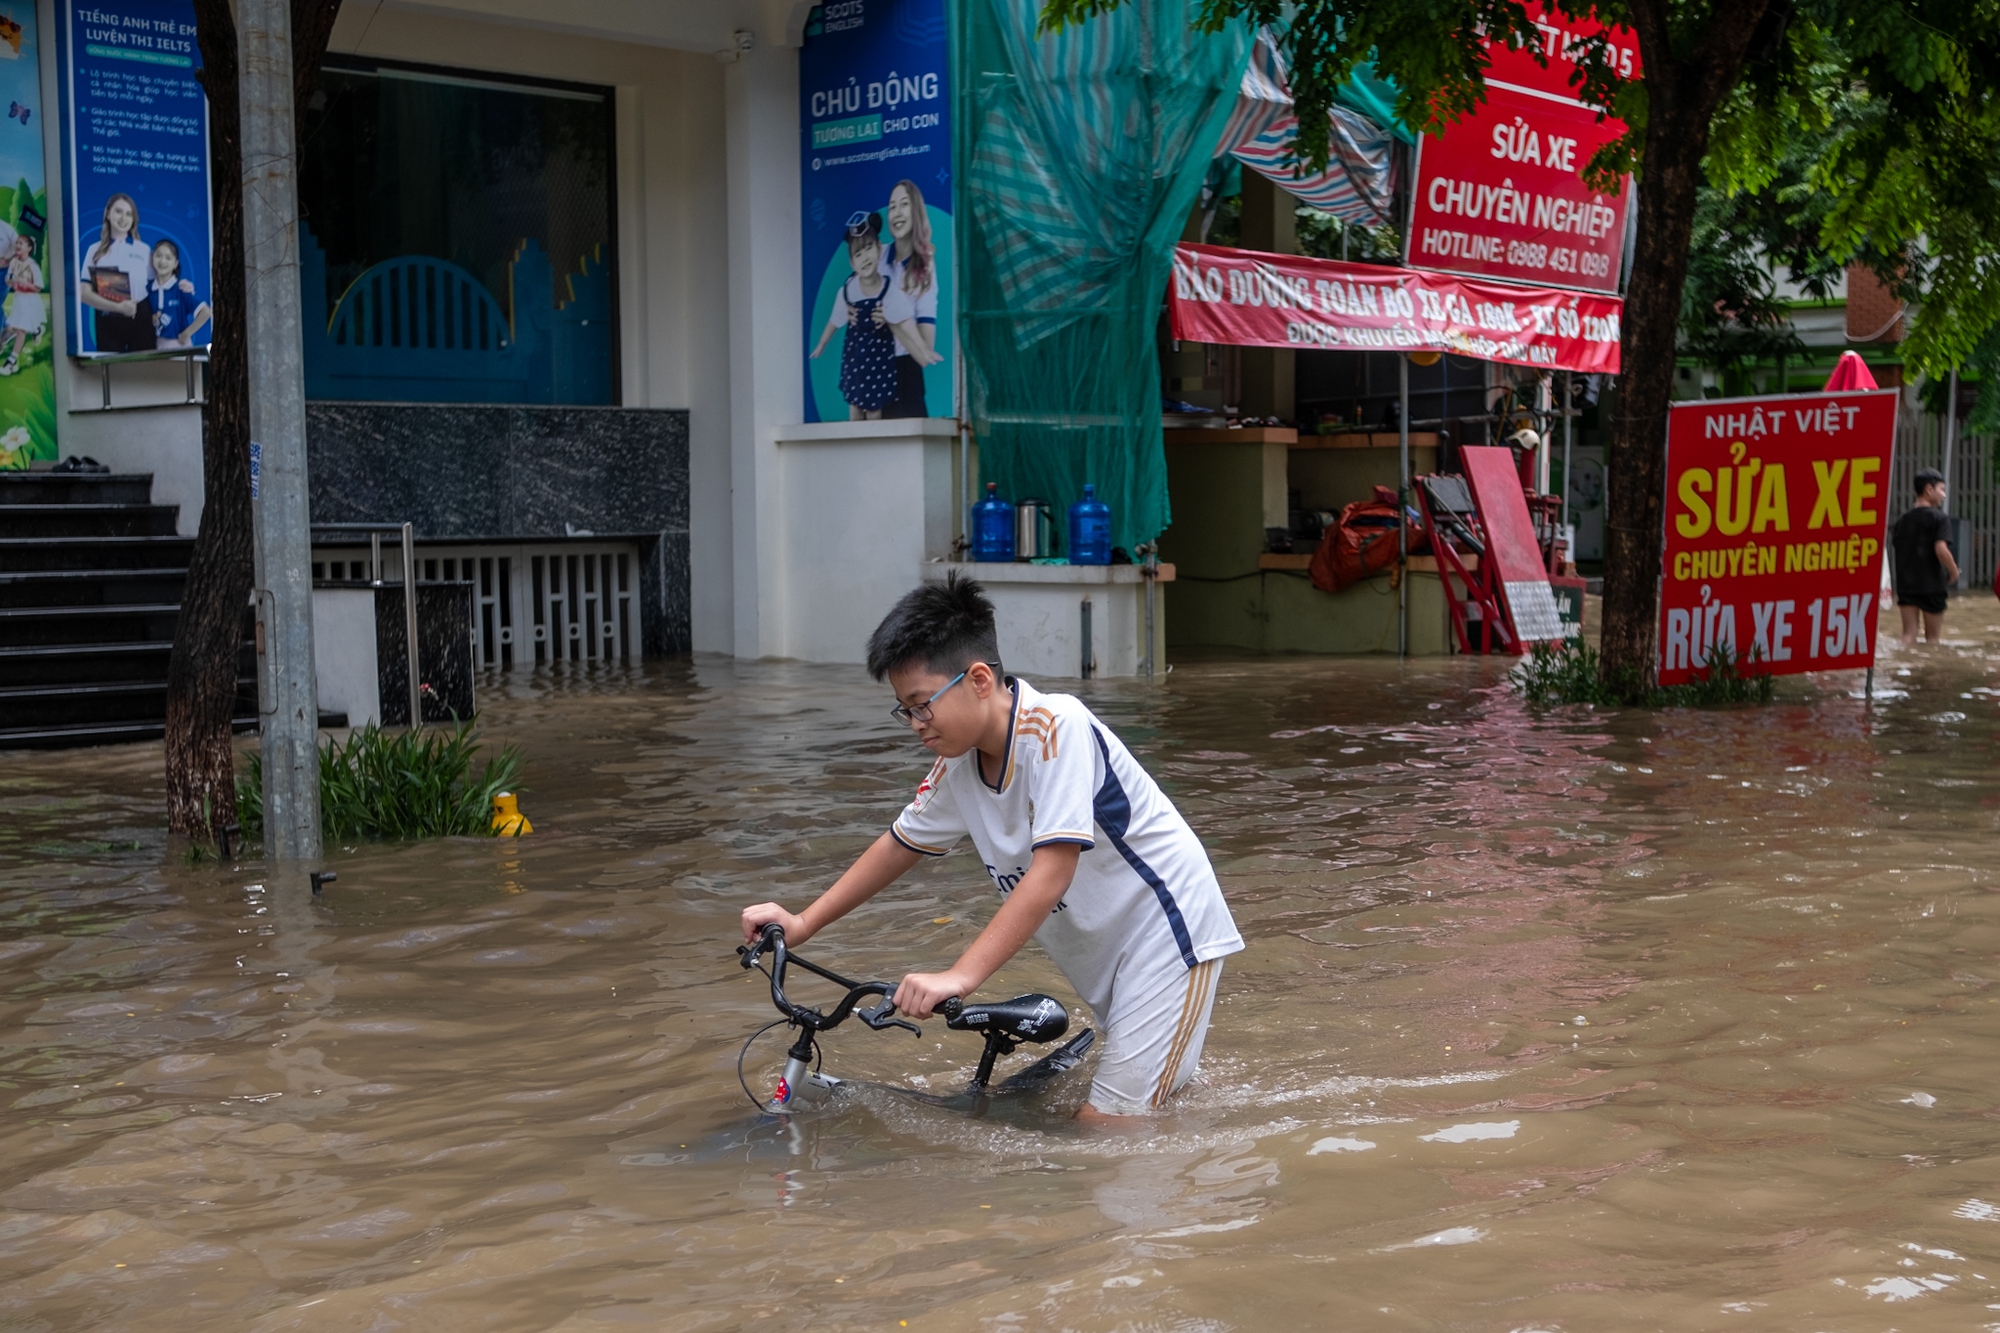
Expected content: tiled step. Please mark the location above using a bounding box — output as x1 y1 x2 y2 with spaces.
0 602 185 647
0 503 181 539
0 677 254 728
0 717 256 750
0 640 176 687
0 472 155 506
0 568 189 609
0 710 350 751
0 535 196 572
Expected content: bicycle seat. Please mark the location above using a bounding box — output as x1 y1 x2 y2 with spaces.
944 994 1069 1044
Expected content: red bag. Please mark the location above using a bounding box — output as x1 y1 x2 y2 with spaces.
1309 485 1424 594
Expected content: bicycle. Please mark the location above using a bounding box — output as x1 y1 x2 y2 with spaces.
735 923 1096 1115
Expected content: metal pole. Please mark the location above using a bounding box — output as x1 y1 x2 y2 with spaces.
1398 352 1410 658
370 531 381 584
1560 370 1574 533
243 0 320 860
1941 367 1958 515
402 522 422 728
1139 543 1157 679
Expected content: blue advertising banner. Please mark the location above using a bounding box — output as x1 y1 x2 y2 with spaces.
0 3 57 468
799 0 953 422
56 0 211 357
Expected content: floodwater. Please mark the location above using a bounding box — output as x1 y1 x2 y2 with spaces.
4 604 2000 1332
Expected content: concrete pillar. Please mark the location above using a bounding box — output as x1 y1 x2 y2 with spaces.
1237 173 1296 420
723 42 802 659
241 0 321 859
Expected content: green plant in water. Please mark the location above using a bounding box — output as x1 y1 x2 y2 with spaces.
236 722 525 843
1516 640 1776 708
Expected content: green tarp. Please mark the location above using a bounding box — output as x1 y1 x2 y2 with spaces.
956 0 1252 554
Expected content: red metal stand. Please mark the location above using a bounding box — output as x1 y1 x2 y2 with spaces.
1414 473 1521 655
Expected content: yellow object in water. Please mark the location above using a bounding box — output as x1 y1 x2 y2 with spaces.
490 791 533 837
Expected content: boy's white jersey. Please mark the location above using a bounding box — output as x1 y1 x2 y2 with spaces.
891 677 1243 1015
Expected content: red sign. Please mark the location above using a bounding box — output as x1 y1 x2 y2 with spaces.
1409 85 1630 293
1169 242 1621 375
1658 390 1899 686
1483 5 1641 101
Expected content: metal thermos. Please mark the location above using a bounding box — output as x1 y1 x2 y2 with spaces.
1015 498 1055 560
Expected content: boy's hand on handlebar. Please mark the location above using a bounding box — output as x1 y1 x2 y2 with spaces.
894 969 973 1019
741 903 806 946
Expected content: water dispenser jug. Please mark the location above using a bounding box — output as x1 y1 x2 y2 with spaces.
1068 484 1111 565
970 482 1015 562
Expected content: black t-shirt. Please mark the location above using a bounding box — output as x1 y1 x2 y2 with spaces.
1891 505 1952 596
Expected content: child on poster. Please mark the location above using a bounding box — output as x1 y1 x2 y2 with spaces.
148 238 209 349
0 232 42 376
809 212 899 420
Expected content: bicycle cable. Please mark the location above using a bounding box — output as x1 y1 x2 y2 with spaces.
737 1018 790 1111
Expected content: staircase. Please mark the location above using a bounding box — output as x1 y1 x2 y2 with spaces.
0 471 251 749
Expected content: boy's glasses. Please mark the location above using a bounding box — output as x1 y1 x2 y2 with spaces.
889 670 967 725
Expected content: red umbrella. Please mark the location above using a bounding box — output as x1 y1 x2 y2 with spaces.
1823 351 1878 391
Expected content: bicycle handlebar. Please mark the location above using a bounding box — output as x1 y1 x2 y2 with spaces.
738 923 922 1037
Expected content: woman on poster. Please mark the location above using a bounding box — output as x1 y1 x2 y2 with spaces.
78 194 153 354
876 178 943 418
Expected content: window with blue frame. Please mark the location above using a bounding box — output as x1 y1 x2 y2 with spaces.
297 58 617 405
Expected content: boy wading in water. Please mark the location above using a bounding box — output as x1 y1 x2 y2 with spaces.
741 575 1243 1121
1891 467 1960 645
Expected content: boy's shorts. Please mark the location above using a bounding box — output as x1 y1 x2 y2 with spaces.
1089 958 1223 1115
1897 589 1948 615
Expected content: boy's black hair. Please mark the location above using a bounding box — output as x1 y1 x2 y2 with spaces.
866 572 1001 681
1914 467 1945 495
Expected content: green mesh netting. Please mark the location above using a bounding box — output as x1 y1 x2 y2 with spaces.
956 0 1252 554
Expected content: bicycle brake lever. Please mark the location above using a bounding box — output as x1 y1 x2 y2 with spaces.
860 1000 921 1037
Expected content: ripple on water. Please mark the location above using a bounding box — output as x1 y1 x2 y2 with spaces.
2 609 2000 1327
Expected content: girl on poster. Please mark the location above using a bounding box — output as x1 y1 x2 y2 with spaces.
877 178 943 418
0 232 44 375
148 238 210 348
78 193 152 354
809 212 899 419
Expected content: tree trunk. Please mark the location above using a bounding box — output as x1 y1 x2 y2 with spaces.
165 0 343 843
1597 0 1781 697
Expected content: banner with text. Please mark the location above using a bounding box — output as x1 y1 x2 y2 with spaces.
1658 390 1898 686
1169 242 1622 375
798 0 953 423
1407 6 1638 293
57 0 212 358
1482 5 1641 102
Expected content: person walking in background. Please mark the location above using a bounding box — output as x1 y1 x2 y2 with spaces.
1891 467 1959 645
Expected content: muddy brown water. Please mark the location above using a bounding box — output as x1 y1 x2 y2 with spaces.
4 605 2000 1331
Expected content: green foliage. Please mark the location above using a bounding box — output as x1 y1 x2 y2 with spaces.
236 723 524 843
1295 203 1403 262
1516 640 1777 708
1040 0 1629 182
1681 107 1854 372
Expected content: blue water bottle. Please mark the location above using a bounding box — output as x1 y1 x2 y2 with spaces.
970 482 1015 562
1068 484 1111 565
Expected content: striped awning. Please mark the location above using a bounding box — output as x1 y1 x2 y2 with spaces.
1214 29 1399 225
